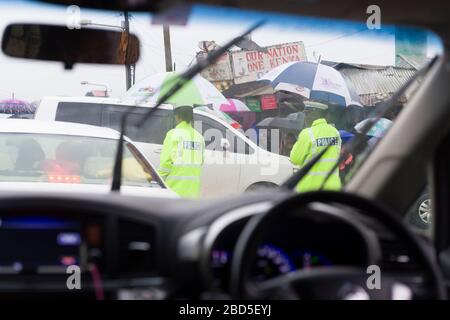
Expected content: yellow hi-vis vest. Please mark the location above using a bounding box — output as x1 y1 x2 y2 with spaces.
158 121 205 198
290 118 342 192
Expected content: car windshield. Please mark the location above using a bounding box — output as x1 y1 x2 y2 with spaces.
0 2 443 210
0 133 160 188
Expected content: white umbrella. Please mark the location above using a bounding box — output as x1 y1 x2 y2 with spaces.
121 72 228 109
220 98 251 112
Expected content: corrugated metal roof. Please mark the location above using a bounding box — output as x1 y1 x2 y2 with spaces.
396 54 431 70
339 66 416 96
322 59 417 99
359 93 391 106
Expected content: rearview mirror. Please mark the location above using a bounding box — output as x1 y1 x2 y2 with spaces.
1 23 140 69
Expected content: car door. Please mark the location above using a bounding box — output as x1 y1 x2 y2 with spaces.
194 114 241 197
103 105 173 168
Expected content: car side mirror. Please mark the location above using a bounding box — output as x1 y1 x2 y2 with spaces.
1 23 140 69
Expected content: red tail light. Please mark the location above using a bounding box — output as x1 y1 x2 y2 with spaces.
47 175 81 184
231 122 241 129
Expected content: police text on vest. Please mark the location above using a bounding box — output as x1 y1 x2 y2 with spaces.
316 137 338 147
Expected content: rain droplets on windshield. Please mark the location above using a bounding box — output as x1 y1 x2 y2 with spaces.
0 2 443 199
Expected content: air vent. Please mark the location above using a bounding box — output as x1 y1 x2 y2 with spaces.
118 219 155 275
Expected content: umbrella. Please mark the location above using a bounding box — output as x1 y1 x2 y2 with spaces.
0 99 36 115
260 61 362 108
256 112 305 131
121 72 228 109
354 117 392 138
220 98 251 113
339 130 355 144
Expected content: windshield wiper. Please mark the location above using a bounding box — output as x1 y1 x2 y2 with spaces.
110 21 265 191
282 56 438 191
317 56 438 190
280 147 330 190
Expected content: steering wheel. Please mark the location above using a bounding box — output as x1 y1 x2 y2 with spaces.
229 191 446 300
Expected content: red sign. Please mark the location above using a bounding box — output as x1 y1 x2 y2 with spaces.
85 90 108 97
261 95 277 110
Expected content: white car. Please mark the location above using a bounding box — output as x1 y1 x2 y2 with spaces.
34 96 295 198
0 119 177 198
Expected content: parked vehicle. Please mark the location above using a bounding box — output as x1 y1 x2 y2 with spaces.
407 189 432 229
34 96 294 197
0 119 176 198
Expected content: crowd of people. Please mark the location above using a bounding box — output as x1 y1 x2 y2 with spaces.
156 91 399 198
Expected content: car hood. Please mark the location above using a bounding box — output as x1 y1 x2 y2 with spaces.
0 182 178 198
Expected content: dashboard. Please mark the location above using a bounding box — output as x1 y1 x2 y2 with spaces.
0 212 158 279
0 198 161 299
210 218 368 282
0 214 101 275
0 191 428 299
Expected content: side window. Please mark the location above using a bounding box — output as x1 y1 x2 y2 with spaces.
194 114 225 151
227 131 255 155
106 107 173 145
56 102 103 126
194 114 254 154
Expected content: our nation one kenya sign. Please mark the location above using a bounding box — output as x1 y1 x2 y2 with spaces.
231 41 307 84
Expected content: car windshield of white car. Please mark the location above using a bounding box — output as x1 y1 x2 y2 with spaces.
0 133 159 188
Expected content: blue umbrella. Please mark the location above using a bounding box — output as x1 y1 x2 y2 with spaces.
339 130 355 144
354 117 392 138
260 61 362 108
354 117 392 149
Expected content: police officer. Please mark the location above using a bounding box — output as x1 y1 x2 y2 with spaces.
158 105 205 198
290 101 341 192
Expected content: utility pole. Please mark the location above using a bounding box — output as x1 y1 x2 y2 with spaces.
80 15 133 91
163 24 173 72
123 11 132 90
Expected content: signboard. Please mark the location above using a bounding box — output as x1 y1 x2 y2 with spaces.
261 95 277 110
245 97 261 112
198 52 234 81
232 41 307 84
85 90 108 97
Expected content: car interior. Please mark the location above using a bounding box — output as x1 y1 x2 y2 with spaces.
0 0 448 300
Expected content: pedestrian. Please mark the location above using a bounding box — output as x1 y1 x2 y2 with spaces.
281 132 297 156
158 105 205 198
290 101 342 192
